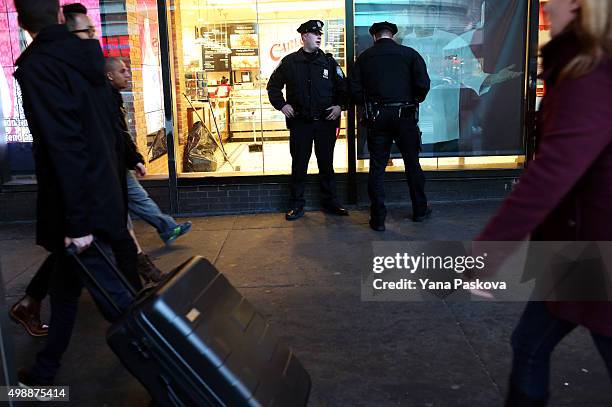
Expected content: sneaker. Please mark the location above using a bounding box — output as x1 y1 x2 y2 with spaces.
18 368 56 401
137 253 163 283
162 221 192 244
10 295 49 337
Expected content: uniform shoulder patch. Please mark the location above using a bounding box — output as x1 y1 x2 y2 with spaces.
336 65 345 78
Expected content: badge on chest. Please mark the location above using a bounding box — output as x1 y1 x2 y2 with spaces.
323 68 329 79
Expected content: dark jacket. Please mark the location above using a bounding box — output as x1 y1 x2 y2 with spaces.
111 85 144 213
476 28 612 337
267 48 348 124
350 38 430 104
14 25 128 252
112 86 144 169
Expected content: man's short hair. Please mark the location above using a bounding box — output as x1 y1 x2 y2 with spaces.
374 28 395 38
63 3 87 31
63 3 87 15
14 0 60 34
105 57 124 73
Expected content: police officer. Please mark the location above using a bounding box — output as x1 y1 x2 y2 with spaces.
350 21 432 232
267 19 349 221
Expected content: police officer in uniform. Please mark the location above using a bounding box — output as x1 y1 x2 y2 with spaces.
350 21 432 231
267 20 349 221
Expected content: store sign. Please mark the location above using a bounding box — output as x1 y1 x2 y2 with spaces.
196 24 231 72
228 23 258 70
258 22 302 78
269 39 302 62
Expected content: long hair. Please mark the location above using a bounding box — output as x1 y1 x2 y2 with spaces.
562 0 612 79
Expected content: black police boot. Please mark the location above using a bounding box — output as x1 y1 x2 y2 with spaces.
412 205 432 222
322 203 349 216
369 218 385 232
505 384 548 407
286 207 305 221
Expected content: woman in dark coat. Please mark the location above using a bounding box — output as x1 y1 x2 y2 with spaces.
475 0 612 404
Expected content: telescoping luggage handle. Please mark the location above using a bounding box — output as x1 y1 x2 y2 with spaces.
66 240 137 314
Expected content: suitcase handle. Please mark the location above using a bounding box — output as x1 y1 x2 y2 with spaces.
66 240 137 314
159 374 186 407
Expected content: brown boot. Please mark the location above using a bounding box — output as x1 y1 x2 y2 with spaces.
137 253 163 283
10 295 49 337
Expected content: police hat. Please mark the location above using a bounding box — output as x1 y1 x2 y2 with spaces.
368 21 398 36
297 20 324 35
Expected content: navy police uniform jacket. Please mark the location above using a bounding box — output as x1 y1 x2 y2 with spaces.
267 48 348 124
350 38 430 105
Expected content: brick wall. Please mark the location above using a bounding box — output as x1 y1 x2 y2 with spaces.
169 0 188 154
120 0 169 176
0 172 519 222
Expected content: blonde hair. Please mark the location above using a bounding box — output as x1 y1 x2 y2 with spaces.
562 0 612 79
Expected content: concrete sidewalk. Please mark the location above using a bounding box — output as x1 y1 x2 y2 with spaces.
1 201 610 406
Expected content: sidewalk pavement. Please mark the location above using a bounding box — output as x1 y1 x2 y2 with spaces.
1 201 610 406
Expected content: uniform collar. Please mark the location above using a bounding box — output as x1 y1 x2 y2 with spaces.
295 48 325 63
375 38 395 45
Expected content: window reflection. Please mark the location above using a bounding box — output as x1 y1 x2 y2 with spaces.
355 0 527 160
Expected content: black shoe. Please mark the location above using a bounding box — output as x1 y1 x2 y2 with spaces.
505 384 548 407
285 208 305 221
137 253 163 283
412 205 432 222
369 219 385 232
322 204 349 216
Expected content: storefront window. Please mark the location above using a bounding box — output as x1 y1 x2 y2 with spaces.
354 0 528 170
0 0 167 178
166 0 346 176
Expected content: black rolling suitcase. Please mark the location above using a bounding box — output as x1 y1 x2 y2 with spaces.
71 242 311 407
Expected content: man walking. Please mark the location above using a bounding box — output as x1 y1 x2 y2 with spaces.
13 0 133 385
104 57 192 245
350 21 432 231
267 20 349 220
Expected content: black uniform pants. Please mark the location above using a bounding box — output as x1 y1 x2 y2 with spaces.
367 107 427 222
288 118 339 209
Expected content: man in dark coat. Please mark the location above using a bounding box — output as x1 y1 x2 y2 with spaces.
9 3 144 339
13 0 133 386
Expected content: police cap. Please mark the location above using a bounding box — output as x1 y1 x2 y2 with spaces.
297 20 324 35
368 21 398 36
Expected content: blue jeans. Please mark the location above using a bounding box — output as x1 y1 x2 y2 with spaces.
510 301 612 401
126 171 177 238
30 241 133 381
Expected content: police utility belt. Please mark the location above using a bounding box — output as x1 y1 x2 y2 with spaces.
365 102 418 123
294 108 333 121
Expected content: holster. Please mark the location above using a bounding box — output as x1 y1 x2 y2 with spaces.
398 104 419 123
364 102 379 124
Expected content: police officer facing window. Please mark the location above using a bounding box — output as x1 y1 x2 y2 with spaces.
350 21 432 232
267 19 349 221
